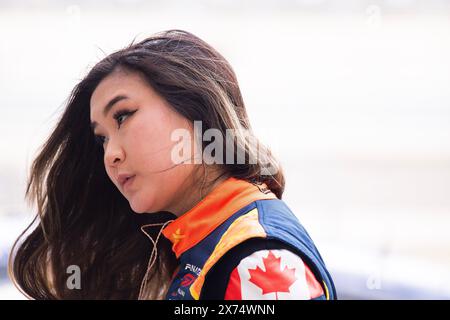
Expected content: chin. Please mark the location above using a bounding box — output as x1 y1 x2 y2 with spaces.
131 207 147 214
129 197 161 214
128 199 145 214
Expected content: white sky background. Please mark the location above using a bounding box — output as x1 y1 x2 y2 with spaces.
0 0 449 299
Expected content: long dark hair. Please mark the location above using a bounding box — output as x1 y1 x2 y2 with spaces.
9 29 285 299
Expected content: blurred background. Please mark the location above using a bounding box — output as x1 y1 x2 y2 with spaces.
1 0 449 299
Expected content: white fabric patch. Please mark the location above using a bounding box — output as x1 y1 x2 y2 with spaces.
235 249 311 300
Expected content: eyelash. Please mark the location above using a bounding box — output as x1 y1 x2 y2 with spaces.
94 109 136 147
113 108 136 127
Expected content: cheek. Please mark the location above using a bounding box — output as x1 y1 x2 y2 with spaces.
129 163 195 213
129 121 179 172
123 110 195 212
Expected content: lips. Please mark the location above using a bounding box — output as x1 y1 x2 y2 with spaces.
118 173 136 189
123 175 135 189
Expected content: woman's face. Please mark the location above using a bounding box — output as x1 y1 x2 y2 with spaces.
90 69 198 215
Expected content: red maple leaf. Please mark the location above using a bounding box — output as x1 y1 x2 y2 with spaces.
248 250 297 299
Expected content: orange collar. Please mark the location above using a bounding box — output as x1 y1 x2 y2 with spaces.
161 177 277 258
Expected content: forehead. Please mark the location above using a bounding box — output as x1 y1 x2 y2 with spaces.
90 70 146 115
89 69 176 133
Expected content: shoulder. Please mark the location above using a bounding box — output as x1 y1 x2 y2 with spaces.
200 238 325 300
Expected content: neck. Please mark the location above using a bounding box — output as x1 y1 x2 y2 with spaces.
166 169 229 217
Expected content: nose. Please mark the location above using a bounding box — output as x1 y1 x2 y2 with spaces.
104 138 125 167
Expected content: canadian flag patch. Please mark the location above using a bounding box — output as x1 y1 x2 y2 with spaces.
224 249 324 300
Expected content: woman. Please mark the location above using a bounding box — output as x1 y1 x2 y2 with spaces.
9 30 337 300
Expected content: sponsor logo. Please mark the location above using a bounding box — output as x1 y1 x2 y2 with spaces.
180 273 195 287
185 263 202 276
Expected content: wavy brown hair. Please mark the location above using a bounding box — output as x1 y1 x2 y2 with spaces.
9 29 285 299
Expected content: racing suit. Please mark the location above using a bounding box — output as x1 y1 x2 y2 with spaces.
160 177 337 300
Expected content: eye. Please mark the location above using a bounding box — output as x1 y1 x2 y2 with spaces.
113 109 136 128
92 109 136 148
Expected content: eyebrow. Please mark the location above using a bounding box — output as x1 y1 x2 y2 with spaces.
90 94 129 132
